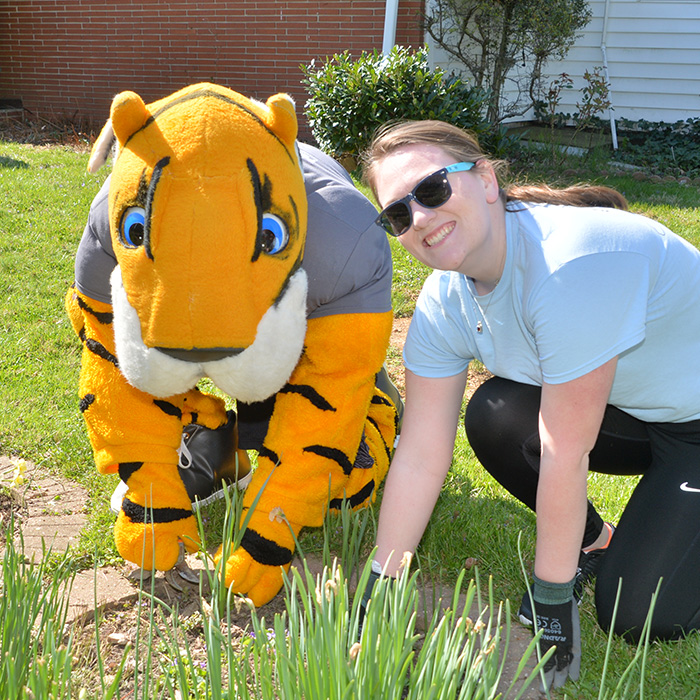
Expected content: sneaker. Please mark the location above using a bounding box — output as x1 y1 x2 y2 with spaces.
517 522 616 627
109 411 252 514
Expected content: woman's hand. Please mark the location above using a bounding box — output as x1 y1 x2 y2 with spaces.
533 358 617 687
535 596 581 690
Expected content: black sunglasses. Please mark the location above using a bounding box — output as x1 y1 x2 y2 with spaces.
375 162 476 236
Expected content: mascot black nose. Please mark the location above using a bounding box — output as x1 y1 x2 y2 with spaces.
157 347 244 362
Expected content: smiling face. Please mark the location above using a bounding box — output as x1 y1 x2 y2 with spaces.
373 143 506 287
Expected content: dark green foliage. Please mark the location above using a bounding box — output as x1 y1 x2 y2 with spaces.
301 46 502 162
615 118 700 177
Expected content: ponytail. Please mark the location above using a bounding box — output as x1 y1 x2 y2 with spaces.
505 183 628 210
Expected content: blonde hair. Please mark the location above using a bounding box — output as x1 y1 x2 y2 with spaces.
362 120 628 211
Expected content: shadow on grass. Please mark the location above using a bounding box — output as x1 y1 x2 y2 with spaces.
0 155 29 169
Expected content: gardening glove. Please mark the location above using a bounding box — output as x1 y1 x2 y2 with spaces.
357 562 395 640
532 576 581 691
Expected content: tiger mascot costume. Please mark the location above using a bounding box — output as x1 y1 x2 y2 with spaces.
66 83 400 605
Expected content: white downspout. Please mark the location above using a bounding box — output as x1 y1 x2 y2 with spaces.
382 0 400 54
601 0 619 149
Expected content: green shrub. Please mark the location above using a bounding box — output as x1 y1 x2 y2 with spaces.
302 46 508 163
615 117 700 177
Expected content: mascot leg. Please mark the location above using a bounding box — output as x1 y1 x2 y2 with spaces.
330 366 403 512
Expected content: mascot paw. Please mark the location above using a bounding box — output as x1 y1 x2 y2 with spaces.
177 390 228 431
114 509 200 572
215 544 290 606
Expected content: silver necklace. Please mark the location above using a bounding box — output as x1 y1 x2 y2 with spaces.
474 281 499 334
473 239 506 334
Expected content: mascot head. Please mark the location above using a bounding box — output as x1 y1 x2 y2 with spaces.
96 83 308 401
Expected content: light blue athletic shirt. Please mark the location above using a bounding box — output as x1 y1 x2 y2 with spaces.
404 202 700 423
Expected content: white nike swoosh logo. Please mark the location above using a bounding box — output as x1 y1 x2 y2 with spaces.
680 482 700 493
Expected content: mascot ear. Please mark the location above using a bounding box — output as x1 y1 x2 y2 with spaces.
265 93 298 149
110 91 151 148
87 119 115 174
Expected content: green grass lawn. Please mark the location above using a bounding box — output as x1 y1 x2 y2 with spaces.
0 141 117 562
2 139 700 698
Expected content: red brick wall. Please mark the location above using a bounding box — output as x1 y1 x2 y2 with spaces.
0 0 425 141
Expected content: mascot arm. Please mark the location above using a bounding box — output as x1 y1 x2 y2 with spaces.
66 284 228 569
223 310 394 604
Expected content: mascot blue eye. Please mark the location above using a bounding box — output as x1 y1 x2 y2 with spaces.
120 207 147 247
260 213 288 255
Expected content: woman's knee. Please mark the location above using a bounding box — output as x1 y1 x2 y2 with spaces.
464 376 542 459
464 376 540 442
463 377 544 506
595 578 650 643
596 571 700 643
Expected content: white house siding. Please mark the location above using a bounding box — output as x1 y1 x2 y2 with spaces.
426 0 700 125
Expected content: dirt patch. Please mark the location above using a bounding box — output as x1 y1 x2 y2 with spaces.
65 561 290 696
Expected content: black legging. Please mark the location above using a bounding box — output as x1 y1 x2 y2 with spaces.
464 376 700 642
